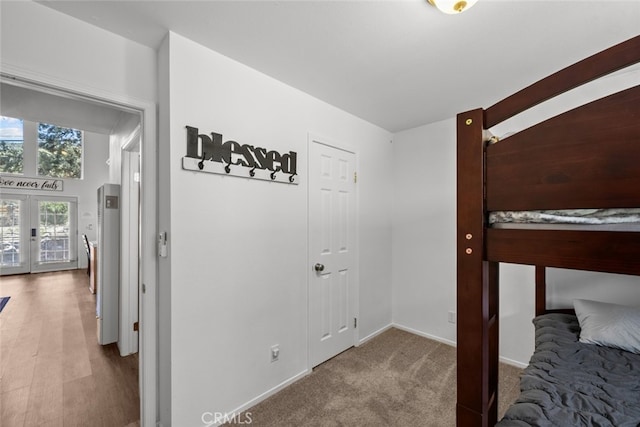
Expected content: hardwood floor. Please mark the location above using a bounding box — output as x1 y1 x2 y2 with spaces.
0 270 139 426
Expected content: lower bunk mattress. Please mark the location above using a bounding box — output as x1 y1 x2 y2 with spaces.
497 313 640 426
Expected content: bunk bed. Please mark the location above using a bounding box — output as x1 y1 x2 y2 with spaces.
456 35 640 427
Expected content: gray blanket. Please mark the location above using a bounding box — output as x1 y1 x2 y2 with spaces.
497 313 640 427
489 209 640 225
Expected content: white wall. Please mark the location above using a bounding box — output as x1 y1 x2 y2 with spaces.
109 113 142 184
157 34 173 427
74 130 111 269
0 1 156 106
391 120 535 363
160 32 393 426
392 119 457 345
392 64 640 366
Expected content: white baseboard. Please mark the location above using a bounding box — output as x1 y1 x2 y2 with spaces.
498 356 528 369
391 323 529 368
392 323 457 347
357 323 393 346
220 368 310 426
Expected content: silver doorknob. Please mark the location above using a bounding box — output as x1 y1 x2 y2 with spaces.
314 263 325 272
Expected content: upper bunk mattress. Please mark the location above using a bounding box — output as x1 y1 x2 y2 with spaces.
489 208 640 230
497 313 640 426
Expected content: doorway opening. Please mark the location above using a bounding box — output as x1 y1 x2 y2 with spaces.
0 72 157 426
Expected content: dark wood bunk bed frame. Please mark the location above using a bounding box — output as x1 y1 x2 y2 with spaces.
456 35 640 426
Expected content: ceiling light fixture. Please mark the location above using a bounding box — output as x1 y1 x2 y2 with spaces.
427 0 478 14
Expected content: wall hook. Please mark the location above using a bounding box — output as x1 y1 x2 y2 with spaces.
224 158 232 174
198 152 206 170
249 166 256 177
270 167 280 180
289 173 297 183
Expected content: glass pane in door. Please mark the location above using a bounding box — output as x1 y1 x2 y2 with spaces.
38 201 71 263
0 194 29 275
0 199 22 266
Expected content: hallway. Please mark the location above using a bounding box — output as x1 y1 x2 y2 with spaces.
0 269 139 426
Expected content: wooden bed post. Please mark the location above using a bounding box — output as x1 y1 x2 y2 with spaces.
535 266 546 316
457 109 499 426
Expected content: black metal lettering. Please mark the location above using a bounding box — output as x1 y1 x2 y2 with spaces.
266 150 281 171
220 141 235 165
209 132 224 162
253 147 268 170
228 141 248 166
279 151 297 175
185 126 201 159
239 144 256 168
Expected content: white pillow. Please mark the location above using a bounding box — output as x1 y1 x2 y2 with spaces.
573 299 640 354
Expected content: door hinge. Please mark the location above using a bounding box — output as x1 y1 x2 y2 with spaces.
354 317 357 328
354 172 357 183
133 322 139 331
142 283 146 294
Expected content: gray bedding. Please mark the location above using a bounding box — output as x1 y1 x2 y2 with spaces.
489 209 640 225
497 313 640 427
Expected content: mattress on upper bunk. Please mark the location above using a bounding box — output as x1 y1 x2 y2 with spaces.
489 208 640 230
497 313 640 427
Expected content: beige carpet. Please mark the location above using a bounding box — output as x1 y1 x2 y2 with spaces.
231 328 522 426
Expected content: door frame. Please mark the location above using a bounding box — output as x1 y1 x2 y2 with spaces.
119 130 141 357
307 133 360 369
0 66 158 427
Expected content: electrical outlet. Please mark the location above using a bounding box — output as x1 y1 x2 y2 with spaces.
448 311 456 324
271 345 280 362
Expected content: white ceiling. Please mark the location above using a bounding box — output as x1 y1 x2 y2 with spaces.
36 0 640 132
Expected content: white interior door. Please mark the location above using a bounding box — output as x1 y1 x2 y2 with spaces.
309 139 357 368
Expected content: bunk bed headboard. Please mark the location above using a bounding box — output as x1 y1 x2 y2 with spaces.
456 35 640 427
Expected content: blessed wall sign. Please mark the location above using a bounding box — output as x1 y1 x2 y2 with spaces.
182 126 298 184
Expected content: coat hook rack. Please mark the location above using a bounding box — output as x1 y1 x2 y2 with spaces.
182 126 298 185
270 167 280 181
198 152 206 170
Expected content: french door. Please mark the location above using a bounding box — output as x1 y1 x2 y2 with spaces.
0 193 78 275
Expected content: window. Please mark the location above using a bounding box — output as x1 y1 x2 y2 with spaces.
0 116 24 174
0 117 84 180
38 123 83 179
